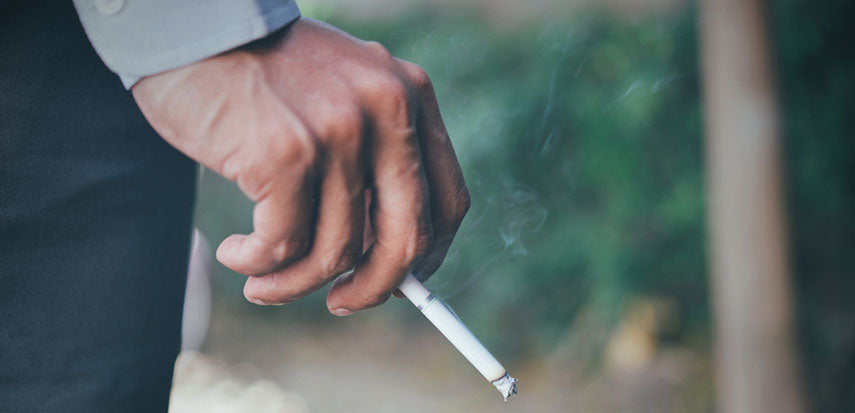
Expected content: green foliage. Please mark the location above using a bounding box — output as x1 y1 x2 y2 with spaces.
197 8 710 350
196 8 854 410
326 9 709 356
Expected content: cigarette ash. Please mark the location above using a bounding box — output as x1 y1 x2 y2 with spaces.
492 373 518 401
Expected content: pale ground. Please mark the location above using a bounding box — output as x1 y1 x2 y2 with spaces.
170 299 711 413
176 302 529 413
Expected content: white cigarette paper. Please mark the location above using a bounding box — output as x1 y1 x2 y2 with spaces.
398 273 518 401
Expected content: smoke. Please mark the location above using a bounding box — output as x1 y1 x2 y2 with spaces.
442 176 549 298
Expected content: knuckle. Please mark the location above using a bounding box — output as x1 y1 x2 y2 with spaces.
272 126 318 170
221 148 271 200
370 76 414 128
230 165 264 200
319 248 361 278
364 40 393 61
218 149 243 182
317 106 365 148
270 237 310 263
403 63 432 92
229 121 318 200
401 228 433 265
383 76 410 103
367 73 409 107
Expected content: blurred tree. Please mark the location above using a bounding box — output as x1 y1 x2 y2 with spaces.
771 1 855 411
330 8 708 359
700 0 806 411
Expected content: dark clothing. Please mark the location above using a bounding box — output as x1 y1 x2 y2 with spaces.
1 1 196 411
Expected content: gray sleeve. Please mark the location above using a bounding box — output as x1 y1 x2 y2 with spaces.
72 0 301 88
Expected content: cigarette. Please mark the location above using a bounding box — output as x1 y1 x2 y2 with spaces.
398 273 518 401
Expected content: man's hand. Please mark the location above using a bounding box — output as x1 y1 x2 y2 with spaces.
132 18 469 315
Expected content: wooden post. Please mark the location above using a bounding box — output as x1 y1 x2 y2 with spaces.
699 0 808 412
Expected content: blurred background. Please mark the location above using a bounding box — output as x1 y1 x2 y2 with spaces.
170 0 854 412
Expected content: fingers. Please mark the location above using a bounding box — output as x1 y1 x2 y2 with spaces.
326 75 433 314
216 124 319 276
219 55 462 314
216 178 316 276
395 59 470 280
243 142 367 305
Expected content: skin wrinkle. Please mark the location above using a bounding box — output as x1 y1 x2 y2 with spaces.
133 18 468 314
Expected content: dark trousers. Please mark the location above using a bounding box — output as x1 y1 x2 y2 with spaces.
1 1 196 411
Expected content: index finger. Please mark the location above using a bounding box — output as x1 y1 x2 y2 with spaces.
396 59 470 280
325 75 433 314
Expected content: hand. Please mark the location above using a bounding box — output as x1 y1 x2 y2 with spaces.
131 18 469 315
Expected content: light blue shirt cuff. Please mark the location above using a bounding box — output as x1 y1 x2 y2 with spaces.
72 0 301 89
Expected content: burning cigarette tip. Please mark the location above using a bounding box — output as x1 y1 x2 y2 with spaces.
492 373 518 401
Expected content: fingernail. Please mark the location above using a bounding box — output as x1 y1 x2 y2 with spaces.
331 308 353 316
248 298 270 306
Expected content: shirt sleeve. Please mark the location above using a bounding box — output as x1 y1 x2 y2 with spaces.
72 0 301 89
